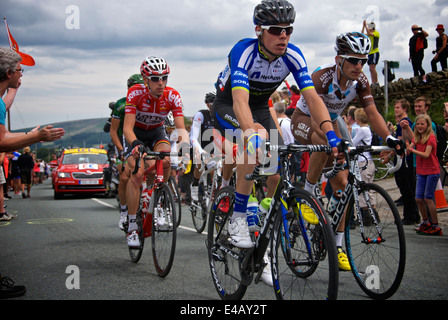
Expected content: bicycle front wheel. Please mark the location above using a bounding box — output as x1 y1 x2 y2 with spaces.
272 189 338 300
345 182 406 300
152 183 177 277
168 176 182 227
206 186 248 300
191 181 209 233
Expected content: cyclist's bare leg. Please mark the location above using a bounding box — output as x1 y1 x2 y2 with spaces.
221 137 236 187
153 142 172 183
125 155 146 232
117 162 129 206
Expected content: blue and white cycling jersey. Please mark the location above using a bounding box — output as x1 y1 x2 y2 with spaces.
215 38 314 109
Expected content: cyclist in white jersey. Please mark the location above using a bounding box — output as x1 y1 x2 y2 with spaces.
291 32 405 270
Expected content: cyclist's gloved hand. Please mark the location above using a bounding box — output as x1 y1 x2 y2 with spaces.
386 135 405 156
325 131 341 149
246 132 263 156
131 140 144 156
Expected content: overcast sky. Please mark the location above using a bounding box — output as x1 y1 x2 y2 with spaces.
1 0 447 130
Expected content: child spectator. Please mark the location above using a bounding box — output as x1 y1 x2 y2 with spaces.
406 114 442 235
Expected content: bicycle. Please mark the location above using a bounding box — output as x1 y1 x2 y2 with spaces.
206 143 339 300
124 146 178 277
323 139 406 299
189 154 223 233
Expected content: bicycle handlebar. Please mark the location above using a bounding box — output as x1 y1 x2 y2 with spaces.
132 145 186 175
244 143 332 181
323 143 403 179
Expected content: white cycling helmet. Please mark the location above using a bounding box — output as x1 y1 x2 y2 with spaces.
140 56 170 77
335 32 371 55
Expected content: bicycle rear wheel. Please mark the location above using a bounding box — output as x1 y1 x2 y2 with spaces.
206 186 248 300
151 183 177 277
345 182 406 299
191 181 208 233
168 176 182 227
272 189 338 300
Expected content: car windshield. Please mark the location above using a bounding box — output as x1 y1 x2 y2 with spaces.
62 153 108 165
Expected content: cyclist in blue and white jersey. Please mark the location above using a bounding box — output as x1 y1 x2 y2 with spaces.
212 0 339 251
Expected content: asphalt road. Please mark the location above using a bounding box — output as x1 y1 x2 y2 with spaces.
1 180 448 305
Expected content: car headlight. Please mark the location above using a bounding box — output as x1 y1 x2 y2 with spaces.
57 172 71 178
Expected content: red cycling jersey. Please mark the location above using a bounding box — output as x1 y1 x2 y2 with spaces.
125 84 184 130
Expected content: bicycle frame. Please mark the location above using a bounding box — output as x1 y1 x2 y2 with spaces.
324 142 402 235
241 144 333 279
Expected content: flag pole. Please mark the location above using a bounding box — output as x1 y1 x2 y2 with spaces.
3 18 12 131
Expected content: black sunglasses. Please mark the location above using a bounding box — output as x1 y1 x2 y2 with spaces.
261 25 294 36
148 75 168 82
340 55 368 66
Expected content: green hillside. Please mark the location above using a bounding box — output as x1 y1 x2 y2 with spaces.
12 118 111 160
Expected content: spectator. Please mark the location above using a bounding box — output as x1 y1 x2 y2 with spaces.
0 47 65 151
431 24 448 72
409 25 429 83
1 47 65 299
407 114 442 235
284 81 301 111
362 20 380 86
274 101 294 145
0 153 9 221
385 99 420 224
346 105 360 138
18 147 33 198
351 108 376 224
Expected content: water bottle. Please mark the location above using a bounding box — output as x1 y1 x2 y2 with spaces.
246 195 260 232
257 197 271 229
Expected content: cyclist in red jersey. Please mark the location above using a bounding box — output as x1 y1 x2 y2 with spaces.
123 56 189 248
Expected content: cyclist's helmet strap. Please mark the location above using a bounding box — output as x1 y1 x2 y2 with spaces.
141 56 170 77
335 32 371 55
253 0 296 26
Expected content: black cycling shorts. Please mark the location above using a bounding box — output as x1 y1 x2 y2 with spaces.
211 99 283 146
133 126 170 151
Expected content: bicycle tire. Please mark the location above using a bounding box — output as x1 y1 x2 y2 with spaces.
206 186 248 300
373 158 393 181
151 183 177 277
191 181 208 233
168 176 182 227
345 182 406 300
272 188 339 300
128 210 145 263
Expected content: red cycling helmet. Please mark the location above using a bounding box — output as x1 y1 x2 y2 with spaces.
140 56 170 77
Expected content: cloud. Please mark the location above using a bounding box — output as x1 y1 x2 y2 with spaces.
0 0 444 130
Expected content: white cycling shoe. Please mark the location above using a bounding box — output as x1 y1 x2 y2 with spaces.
127 230 140 248
228 217 254 249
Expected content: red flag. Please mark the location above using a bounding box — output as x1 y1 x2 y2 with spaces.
4 18 35 66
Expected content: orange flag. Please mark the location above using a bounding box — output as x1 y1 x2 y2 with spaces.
4 18 35 66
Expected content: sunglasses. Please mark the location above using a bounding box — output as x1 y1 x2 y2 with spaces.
148 75 168 82
340 55 368 66
261 25 294 36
